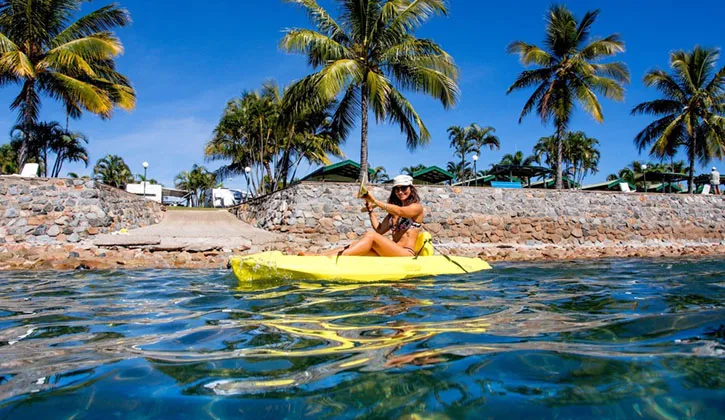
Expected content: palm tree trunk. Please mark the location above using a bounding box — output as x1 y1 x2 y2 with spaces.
688 131 696 193
555 124 564 190
359 86 369 181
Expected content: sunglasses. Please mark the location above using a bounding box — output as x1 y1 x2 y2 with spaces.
393 185 411 192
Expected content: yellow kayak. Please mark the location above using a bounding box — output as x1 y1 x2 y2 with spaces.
229 251 492 282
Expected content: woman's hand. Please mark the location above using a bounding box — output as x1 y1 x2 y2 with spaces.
365 201 375 213
363 190 376 203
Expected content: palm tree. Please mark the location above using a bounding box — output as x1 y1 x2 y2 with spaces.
369 166 389 183
50 130 88 177
206 81 344 196
446 160 471 183
10 121 63 176
448 125 475 168
0 1 135 168
282 0 459 179
93 154 133 189
507 5 629 189
401 164 426 176
498 151 539 166
174 165 216 207
469 123 501 159
632 47 725 193
566 131 600 186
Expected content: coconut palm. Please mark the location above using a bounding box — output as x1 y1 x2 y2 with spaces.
507 5 629 189
469 124 501 158
566 131 600 185
448 125 475 167
632 47 725 193
401 164 426 176
10 121 63 176
282 0 459 179
0 0 135 167
369 166 389 183
206 81 344 196
174 165 216 207
446 160 471 183
50 130 88 177
93 154 133 189
498 151 539 166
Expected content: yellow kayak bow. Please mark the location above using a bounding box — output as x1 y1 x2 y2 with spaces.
229 251 492 282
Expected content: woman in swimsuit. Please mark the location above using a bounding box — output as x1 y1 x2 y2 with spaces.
327 174 424 257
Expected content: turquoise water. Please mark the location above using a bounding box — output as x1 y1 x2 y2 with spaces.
0 258 723 419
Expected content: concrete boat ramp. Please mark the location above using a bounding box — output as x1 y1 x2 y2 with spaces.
94 210 280 252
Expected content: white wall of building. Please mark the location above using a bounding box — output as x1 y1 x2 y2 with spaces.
126 183 163 203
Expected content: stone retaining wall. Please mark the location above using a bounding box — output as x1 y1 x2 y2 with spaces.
233 182 725 248
0 177 163 245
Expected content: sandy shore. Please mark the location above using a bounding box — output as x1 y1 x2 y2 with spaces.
1 239 725 271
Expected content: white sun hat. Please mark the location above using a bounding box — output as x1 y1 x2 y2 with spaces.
393 174 413 187
713 167 718 171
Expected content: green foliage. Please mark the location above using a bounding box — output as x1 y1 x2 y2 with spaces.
507 5 629 189
401 164 426 176
0 142 18 174
446 160 472 183
534 131 600 185
93 154 133 189
205 80 344 196
369 166 389 183
174 164 216 207
0 0 135 167
282 0 459 179
9 121 89 177
632 46 725 193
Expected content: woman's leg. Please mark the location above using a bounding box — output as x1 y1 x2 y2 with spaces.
341 231 412 257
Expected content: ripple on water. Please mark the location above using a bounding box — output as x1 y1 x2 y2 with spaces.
0 259 723 419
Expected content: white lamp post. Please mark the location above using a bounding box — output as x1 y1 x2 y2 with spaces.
641 164 647 192
142 161 149 199
244 166 252 200
472 154 479 187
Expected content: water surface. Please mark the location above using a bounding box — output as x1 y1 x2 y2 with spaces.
0 258 723 418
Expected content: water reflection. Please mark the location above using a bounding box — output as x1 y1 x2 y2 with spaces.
0 259 723 418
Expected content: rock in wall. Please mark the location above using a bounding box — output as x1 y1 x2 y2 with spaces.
233 182 725 247
0 177 164 245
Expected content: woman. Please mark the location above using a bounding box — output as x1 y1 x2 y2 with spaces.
328 174 424 256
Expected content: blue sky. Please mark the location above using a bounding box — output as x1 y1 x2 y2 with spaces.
1 0 724 189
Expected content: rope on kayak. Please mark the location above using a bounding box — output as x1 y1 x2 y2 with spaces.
414 239 469 274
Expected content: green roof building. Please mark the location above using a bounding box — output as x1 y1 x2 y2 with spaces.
300 160 373 182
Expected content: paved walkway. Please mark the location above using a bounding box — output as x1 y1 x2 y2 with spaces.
94 210 280 252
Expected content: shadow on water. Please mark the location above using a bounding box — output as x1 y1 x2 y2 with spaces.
0 258 723 418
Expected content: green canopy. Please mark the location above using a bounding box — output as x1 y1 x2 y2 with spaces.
411 166 454 184
582 178 635 191
300 160 373 182
528 177 580 189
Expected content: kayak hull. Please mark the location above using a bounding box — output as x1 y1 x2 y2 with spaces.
229 251 491 282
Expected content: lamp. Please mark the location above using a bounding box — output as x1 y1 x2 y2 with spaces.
641 164 647 192
142 161 149 200
244 166 252 201
472 154 479 187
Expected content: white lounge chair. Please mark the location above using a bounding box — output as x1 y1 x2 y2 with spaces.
700 184 711 195
8 163 39 177
619 182 632 193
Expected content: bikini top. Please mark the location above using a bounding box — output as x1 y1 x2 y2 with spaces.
391 217 422 234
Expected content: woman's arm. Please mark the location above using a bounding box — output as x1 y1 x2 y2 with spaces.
370 198 423 219
367 202 391 234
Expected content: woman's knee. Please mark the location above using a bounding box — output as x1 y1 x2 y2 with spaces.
363 230 378 239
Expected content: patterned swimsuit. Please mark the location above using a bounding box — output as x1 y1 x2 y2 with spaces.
392 217 422 255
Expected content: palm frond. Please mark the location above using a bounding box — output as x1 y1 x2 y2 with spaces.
51 4 131 47
387 87 429 150
281 29 349 66
282 0 348 42
506 41 554 67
